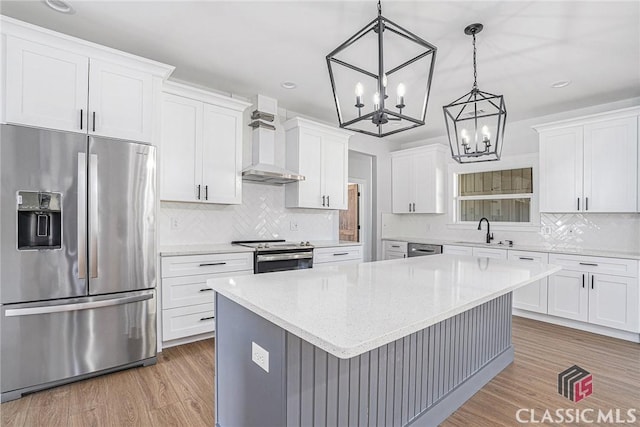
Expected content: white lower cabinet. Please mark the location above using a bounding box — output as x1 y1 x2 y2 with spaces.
382 240 408 260
160 252 253 345
443 245 473 256
548 254 639 333
472 247 507 259
313 245 363 267
508 250 549 314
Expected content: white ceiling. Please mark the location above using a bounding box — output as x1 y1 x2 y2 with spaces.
1 1 639 143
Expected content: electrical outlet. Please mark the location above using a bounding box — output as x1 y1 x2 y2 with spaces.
289 220 298 232
170 217 179 230
252 342 269 373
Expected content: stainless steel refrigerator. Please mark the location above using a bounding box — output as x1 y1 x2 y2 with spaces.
0 124 157 402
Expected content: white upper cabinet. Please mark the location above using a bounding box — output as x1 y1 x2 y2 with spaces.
160 82 249 204
88 59 154 142
391 145 446 214
284 117 351 210
536 109 639 213
5 37 89 133
2 17 174 143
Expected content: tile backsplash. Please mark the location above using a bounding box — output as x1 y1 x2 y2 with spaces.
159 182 338 246
382 212 640 253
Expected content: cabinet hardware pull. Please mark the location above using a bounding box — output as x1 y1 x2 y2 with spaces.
199 262 226 267
205 185 209 201
391 245 400 248
327 195 330 207
409 203 412 212
197 184 201 200
579 262 598 266
519 257 534 261
591 275 594 289
200 316 215 321
577 198 580 211
412 202 416 212
582 274 585 288
199 288 214 292
585 197 589 211
92 112 96 132
333 252 349 256
80 109 83 130
322 195 326 207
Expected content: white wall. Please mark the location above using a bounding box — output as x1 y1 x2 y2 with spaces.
382 97 640 254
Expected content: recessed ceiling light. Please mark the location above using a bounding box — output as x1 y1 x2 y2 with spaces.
44 0 75 14
551 80 571 89
281 81 297 90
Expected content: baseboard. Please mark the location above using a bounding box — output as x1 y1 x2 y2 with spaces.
160 331 215 351
513 309 640 343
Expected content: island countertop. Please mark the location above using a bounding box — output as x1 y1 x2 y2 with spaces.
208 254 561 358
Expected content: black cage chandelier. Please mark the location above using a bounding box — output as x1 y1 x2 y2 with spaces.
326 1 437 138
443 23 507 163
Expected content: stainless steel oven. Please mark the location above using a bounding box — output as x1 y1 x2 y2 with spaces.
408 243 443 257
232 240 314 274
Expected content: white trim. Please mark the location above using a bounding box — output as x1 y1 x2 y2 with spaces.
283 116 354 138
349 179 371 262
390 143 447 157
163 80 252 111
532 106 640 133
161 331 215 350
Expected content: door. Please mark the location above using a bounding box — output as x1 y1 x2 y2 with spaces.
339 184 359 241
1 290 155 397
392 155 412 213
583 117 638 213
322 136 348 209
509 251 549 314
0 125 87 303
539 126 583 212
5 37 89 134
547 270 588 322
588 274 639 332
297 130 323 208
201 103 243 204
88 59 153 142
87 137 156 295
160 94 202 202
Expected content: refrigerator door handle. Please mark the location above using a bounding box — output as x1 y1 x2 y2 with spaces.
78 153 87 279
89 154 99 278
4 292 153 317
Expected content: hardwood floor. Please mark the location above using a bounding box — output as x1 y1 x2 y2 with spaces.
1 317 639 426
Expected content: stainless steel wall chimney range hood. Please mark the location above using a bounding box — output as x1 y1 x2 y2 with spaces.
242 95 305 185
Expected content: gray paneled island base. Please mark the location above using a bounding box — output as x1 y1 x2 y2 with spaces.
210 255 560 427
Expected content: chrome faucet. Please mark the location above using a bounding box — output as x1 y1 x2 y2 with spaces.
477 217 494 244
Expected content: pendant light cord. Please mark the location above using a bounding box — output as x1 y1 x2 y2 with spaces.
472 32 478 91
378 0 382 15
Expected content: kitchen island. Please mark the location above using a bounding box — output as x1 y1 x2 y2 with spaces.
209 254 560 427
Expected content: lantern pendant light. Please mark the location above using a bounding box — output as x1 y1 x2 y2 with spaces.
326 1 437 138
443 23 507 163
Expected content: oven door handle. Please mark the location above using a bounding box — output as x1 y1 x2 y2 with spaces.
257 252 313 262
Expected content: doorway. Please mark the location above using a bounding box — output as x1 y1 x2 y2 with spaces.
339 183 360 242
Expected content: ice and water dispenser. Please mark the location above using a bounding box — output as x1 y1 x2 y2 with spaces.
17 191 62 250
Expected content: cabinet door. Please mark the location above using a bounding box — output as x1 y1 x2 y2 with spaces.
589 274 639 332
392 155 412 213
322 136 348 209
160 94 202 202
384 252 407 260
296 130 324 208
548 270 588 322
539 126 584 212
509 251 549 314
412 150 444 213
472 247 507 259
443 245 473 256
88 59 153 142
5 37 88 133
201 103 243 204
583 117 638 213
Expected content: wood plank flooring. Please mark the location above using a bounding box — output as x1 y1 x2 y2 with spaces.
1 317 639 426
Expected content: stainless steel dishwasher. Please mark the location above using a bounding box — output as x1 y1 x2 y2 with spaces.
408 243 443 257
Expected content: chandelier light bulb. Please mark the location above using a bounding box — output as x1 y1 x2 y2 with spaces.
481 125 490 141
397 83 406 97
373 92 380 108
355 82 364 97
382 74 388 88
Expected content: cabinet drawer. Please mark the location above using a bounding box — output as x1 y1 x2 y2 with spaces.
162 303 215 341
508 250 549 264
472 247 507 259
383 240 408 252
443 245 473 256
162 252 254 278
549 254 638 277
314 246 363 264
162 270 252 309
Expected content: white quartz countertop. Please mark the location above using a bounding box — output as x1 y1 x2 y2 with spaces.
311 240 363 248
159 244 255 257
382 236 640 260
209 254 561 359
